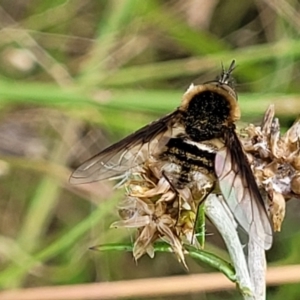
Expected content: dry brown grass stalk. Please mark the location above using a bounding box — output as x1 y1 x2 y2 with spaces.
0 265 300 300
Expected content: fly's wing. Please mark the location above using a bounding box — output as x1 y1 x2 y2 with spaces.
215 129 273 250
70 111 182 184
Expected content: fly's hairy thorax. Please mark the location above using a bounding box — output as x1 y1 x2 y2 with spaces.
183 91 231 141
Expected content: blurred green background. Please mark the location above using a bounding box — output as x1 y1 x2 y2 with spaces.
0 0 300 299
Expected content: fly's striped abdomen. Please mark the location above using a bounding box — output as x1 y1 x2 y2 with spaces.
160 137 216 189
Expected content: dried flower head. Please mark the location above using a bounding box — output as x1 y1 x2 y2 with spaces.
110 159 205 267
240 105 300 231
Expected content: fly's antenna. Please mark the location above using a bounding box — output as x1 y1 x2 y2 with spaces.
219 60 236 85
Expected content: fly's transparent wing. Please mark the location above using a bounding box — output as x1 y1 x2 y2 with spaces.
70 111 181 184
215 129 273 250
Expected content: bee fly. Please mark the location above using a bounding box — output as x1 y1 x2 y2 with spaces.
70 60 273 250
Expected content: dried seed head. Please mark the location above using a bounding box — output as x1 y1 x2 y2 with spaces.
110 158 204 267
240 105 300 231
